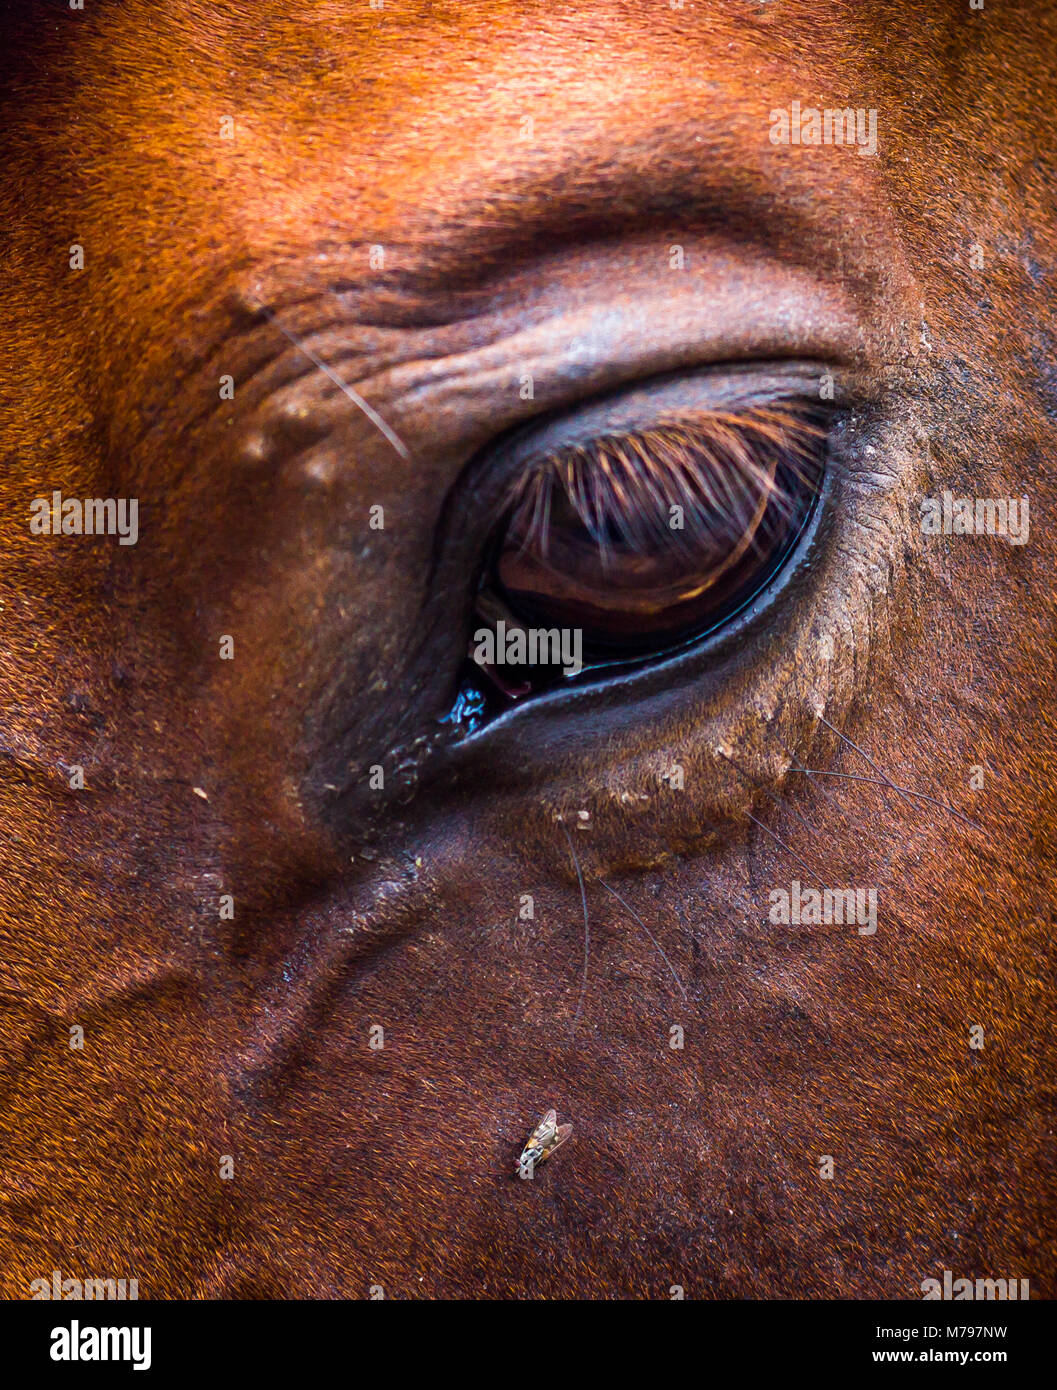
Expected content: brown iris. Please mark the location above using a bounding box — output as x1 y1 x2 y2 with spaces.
483 405 827 657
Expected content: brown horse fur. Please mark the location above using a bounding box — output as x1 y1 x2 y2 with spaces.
0 0 1054 1298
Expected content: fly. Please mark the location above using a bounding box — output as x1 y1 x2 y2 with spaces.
515 1108 572 1179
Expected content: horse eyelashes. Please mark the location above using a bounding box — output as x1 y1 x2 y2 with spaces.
505 404 827 571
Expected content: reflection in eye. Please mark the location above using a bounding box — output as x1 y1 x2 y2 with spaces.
453 400 829 721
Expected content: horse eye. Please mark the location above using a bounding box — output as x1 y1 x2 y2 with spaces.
458 400 829 716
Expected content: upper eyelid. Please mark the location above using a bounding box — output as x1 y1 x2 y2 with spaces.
486 360 839 472
331 260 868 445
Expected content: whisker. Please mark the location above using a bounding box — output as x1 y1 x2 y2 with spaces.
258 305 412 461
716 746 830 852
598 878 688 1001
816 714 981 831
560 820 590 1027
797 768 983 832
745 811 828 890
767 733 850 818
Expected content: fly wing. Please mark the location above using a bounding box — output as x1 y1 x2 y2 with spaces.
527 1109 557 1148
551 1123 573 1151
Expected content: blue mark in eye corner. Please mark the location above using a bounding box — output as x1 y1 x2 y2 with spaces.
439 682 488 735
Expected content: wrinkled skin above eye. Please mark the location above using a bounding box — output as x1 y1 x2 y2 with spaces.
1 0 1055 1306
